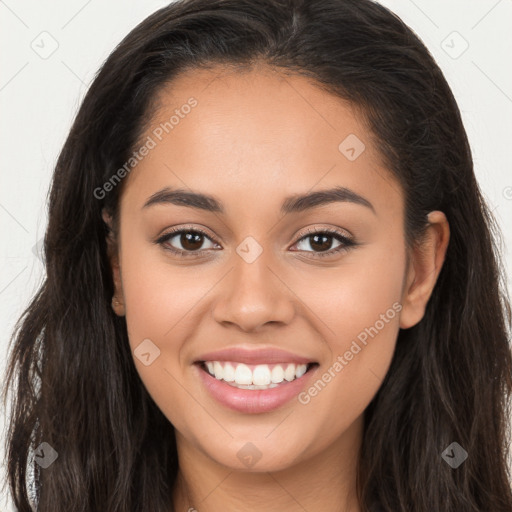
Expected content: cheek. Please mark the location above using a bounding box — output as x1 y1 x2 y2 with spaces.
294 297 400 455
290 233 406 351
118 242 211 430
118 241 223 421
119 238 212 347
290 240 404 423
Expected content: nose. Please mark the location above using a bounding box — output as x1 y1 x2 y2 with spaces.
211 249 295 333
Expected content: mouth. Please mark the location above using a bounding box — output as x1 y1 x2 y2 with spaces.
197 360 319 390
193 347 319 413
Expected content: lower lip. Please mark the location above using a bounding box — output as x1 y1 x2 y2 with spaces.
195 363 318 414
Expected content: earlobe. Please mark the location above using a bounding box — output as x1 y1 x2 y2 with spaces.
399 211 450 329
102 208 126 317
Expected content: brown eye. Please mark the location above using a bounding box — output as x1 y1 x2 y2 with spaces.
157 228 219 255
180 232 205 251
291 228 356 258
301 233 338 252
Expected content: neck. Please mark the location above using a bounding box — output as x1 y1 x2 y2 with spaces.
172 415 364 512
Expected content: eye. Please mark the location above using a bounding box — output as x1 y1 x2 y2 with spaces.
155 225 356 259
156 226 220 257
291 227 356 258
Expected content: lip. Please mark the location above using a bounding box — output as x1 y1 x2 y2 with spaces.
195 360 319 414
195 347 315 365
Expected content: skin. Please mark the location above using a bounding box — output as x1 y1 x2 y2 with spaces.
104 63 449 512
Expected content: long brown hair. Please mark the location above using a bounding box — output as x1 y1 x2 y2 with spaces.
3 0 512 510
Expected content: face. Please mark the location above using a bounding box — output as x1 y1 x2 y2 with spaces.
105 64 438 473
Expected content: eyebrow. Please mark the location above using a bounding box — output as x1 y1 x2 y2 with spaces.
142 185 375 215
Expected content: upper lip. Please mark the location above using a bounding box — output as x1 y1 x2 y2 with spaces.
195 347 316 365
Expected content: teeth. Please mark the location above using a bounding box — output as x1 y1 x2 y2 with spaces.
226 382 280 390
203 361 310 387
295 364 307 378
271 365 285 384
284 364 296 382
253 365 271 386
234 363 252 385
213 361 224 380
223 362 235 382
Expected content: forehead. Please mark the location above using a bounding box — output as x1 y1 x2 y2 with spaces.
120 64 403 221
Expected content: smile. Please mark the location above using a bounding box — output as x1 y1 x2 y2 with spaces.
194 347 319 413
201 361 314 389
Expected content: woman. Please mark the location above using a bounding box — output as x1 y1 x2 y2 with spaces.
3 0 512 510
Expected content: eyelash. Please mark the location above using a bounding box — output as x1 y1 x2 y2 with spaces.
155 225 356 259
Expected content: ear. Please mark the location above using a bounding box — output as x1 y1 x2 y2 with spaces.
399 211 450 329
102 209 125 317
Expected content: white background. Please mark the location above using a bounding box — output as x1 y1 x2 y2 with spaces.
1 0 511 509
